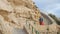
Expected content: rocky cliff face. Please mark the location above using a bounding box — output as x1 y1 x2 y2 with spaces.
0 0 40 34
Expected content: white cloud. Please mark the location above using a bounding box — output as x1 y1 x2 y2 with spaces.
44 4 60 17
45 4 60 14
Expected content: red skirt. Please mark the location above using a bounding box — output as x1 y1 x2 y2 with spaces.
40 22 44 25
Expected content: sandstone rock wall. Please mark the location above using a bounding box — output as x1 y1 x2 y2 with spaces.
0 0 41 34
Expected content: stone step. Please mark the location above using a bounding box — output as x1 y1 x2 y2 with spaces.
12 28 28 34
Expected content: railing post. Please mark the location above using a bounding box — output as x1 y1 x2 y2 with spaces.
35 30 39 34
26 20 27 26
29 24 30 29
32 27 33 34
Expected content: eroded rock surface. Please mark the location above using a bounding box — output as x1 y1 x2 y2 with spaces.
0 0 40 34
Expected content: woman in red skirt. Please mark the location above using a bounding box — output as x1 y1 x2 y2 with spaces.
39 17 44 25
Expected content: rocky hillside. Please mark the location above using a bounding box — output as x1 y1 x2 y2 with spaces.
0 0 41 34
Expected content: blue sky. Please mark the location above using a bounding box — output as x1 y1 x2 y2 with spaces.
33 0 60 17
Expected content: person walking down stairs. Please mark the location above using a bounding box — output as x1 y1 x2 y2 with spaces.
39 17 44 25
